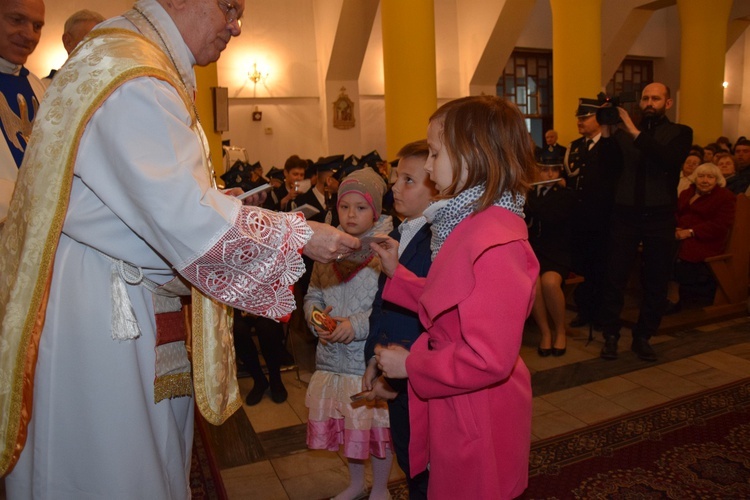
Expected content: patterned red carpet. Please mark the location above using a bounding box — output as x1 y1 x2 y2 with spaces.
521 378 750 499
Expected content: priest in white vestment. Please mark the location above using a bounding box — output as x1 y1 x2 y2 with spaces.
0 0 359 498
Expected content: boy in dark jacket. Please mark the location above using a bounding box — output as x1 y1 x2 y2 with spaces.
363 140 437 499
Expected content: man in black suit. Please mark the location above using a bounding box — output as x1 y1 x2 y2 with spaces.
565 101 614 331
598 82 693 361
537 129 567 164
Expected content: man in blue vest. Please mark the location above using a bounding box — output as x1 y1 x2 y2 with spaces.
0 0 46 223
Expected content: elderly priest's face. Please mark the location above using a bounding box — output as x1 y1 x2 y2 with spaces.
169 0 244 66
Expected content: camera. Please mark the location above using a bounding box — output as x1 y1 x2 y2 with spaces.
595 91 637 125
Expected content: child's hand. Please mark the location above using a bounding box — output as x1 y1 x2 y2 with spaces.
369 237 399 277
366 375 397 401
361 358 380 391
374 343 409 379
328 317 355 344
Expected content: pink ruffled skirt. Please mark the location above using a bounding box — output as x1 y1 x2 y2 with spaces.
306 370 391 460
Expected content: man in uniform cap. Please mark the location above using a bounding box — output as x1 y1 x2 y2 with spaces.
296 155 343 226
564 99 614 332
360 149 383 170
220 159 262 192
263 166 285 209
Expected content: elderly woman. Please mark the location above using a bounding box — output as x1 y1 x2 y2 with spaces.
667 163 736 310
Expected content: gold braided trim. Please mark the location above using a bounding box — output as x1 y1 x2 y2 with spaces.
0 28 194 477
154 373 194 403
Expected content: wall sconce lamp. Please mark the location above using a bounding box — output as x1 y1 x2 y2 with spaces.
249 62 269 85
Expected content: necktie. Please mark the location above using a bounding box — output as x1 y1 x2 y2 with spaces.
586 139 594 150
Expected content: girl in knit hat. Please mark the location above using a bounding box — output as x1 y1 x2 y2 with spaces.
304 167 394 500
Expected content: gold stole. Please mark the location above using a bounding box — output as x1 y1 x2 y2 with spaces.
0 28 240 476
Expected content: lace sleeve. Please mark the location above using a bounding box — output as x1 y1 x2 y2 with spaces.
177 206 313 318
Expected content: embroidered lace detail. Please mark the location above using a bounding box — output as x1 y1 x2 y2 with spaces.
178 207 312 318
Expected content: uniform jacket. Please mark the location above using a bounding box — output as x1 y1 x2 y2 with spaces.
383 206 537 500
295 186 338 226
566 136 617 231
676 185 736 263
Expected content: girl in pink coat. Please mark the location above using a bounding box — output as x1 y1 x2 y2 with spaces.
371 95 538 499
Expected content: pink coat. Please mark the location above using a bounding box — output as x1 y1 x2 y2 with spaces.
383 206 537 499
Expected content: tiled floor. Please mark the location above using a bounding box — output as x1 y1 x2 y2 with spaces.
215 312 750 499
1 313 747 500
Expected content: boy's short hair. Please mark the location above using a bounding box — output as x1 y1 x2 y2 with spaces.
397 140 429 161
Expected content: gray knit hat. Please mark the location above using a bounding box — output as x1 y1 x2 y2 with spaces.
337 167 387 220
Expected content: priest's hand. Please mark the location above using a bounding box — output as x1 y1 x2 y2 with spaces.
304 221 361 263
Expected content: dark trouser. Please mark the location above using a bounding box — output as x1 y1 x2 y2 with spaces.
601 207 676 341
233 313 285 384
572 228 608 324
387 391 429 500
674 260 717 305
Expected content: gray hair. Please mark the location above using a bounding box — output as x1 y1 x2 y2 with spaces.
64 10 105 35
690 162 726 188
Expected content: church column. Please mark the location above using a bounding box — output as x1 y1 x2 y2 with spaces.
381 0 437 159
195 63 224 179
549 0 602 145
677 0 733 146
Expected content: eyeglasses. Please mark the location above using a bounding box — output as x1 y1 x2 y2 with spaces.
217 0 242 28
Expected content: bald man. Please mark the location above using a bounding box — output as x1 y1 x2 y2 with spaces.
42 9 105 84
63 9 105 54
597 82 693 362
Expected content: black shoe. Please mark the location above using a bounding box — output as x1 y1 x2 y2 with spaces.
270 381 288 404
552 347 567 357
570 315 589 328
600 337 618 360
631 337 657 361
538 347 553 357
245 379 269 406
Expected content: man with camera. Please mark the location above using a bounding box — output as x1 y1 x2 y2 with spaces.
597 82 693 361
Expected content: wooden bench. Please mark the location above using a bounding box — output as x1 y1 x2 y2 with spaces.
705 193 750 307
652 193 750 331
